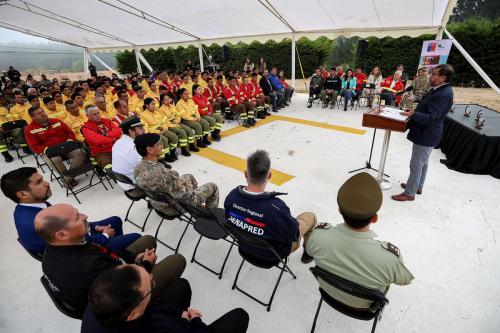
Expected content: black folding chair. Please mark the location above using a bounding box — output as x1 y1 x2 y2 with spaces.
1 120 30 163
17 238 42 262
224 222 297 312
177 200 235 279
309 266 389 333
40 275 83 320
109 170 153 231
139 187 192 253
45 141 108 204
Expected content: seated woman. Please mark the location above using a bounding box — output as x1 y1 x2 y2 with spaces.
192 85 223 141
278 70 294 103
340 69 357 111
379 71 404 106
175 88 211 148
159 93 195 155
366 66 383 107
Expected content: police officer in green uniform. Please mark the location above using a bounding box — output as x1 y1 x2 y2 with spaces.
306 172 414 309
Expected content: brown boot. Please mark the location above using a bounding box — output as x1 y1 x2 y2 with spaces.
401 183 422 195
391 193 415 201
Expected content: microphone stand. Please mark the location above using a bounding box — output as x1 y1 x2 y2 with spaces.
348 128 390 177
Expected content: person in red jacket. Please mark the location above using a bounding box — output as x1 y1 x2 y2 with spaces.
353 66 367 102
241 76 267 119
81 105 122 168
223 76 253 128
192 85 223 141
24 106 85 187
250 73 271 118
379 71 405 106
204 77 223 115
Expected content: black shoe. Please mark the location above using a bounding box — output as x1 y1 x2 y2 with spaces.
158 159 172 169
211 130 221 141
2 151 14 163
249 118 256 126
344 107 348 111
163 153 175 163
170 149 178 161
22 147 32 155
307 100 312 108
181 146 191 156
284 103 289 107
242 120 251 128
265 111 272 116
197 138 207 148
202 134 211 145
301 249 314 264
189 142 199 152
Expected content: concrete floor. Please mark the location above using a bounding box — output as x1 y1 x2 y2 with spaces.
0 94 499 333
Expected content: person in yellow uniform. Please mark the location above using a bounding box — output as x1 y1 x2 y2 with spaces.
52 91 67 114
146 81 160 107
176 88 212 149
129 86 146 117
61 85 71 103
0 94 17 162
140 97 176 162
62 100 87 143
81 81 95 106
95 95 116 120
71 92 86 113
198 71 209 89
179 74 194 98
158 93 193 156
43 97 67 121
10 91 32 123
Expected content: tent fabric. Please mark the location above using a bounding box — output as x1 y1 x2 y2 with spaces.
0 0 456 52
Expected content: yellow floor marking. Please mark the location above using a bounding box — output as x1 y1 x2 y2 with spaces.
194 147 295 186
221 114 366 138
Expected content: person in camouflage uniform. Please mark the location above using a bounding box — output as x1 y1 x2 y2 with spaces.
401 67 430 110
133 133 219 217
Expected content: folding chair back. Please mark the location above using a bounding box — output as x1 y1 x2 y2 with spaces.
1 119 28 131
109 170 134 185
40 275 84 319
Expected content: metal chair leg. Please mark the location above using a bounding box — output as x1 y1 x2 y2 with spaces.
371 315 379 333
232 258 245 290
142 207 153 232
266 263 287 312
310 297 323 333
191 235 203 263
218 242 235 279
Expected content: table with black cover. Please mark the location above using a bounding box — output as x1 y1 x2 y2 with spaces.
439 104 500 179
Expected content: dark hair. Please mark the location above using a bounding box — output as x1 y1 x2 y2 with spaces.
113 99 122 109
246 150 271 184
192 84 200 95
133 85 143 93
13 91 24 97
70 92 80 101
28 106 40 116
117 89 128 98
0 167 38 203
135 133 160 157
341 212 373 229
88 265 143 326
27 95 38 103
345 69 353 78
64 99 75 107
43 97 54 105
177 88 187 100
142 97 154 110
434 64 454 83
51 91 61 98
159 93 169 107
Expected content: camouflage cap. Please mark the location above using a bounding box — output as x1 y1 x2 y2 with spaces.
337 172 382 220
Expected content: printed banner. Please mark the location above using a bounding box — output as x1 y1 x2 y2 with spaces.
418 39 453 69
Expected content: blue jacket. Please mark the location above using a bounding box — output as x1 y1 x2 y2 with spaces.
407 83 453 147
224 186 299 261
14 202 112 254
341 77 357 96
269 74 284 90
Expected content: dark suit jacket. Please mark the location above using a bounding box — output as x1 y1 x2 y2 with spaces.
407 83 453 147
259 76 273 96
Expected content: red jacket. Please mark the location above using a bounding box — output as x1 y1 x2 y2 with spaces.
192 94 213 116
223 85 244 106
239 83 256 103
24 118 76 154
250 81 264 97
354 72 367 91
380 77 405 104
280 78 290 89
81 118 122 156
204 86 221 103
159 81 173 95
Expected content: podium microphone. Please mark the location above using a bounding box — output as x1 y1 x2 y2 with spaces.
395 86 413 97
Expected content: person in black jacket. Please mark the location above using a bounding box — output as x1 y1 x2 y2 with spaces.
224 150 317 263
320 67 342 109
35 203 186 315
82 265 249 333
392 64 454 202
259 69 282 112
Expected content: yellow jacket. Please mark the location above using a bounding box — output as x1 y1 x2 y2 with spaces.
0 107 10 124
159 104 181 128
198 79 208 89
129 96 145 117
176 99 200 121
140 110 167 134
145 91 160 108
9 103 31 123
63 111 88 142
44 107 67 121
99 108 117 120
179 82 194 97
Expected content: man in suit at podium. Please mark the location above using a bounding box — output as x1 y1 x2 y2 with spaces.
392 64 454 201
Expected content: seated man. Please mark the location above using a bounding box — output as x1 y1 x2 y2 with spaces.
36 203 186 314
112 116 145 191
379 70 404 106
112 99 133 126
42 96 67 120
82 266 249 333
306 172 414 309
82 105 122 168
401 67 430 110
269 67 289 107
134 133 219 217
259 69 282 113
320 67 342 109
0 167 141 256
24 106 85 188
307 68 324 108
63 99 87 143
224 150 317 263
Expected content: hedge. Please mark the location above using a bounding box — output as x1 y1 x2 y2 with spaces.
355 19 500 87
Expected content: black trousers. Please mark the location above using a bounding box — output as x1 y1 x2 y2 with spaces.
164 279 249 333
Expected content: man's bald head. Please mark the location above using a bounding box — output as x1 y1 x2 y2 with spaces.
35 204 88 245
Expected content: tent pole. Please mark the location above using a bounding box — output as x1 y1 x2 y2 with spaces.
137 52 153 73
83 48 90 79
198 42 204 72
133 47 143 75
435 27 443 40
291 33 296 89
90 52 118 75
444 29 500 94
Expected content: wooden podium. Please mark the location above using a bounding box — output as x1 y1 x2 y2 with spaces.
362 107 410 189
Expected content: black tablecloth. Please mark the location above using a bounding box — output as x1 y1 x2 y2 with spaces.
439 104 500 179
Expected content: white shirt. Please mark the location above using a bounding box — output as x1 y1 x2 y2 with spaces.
111 135 142 191
19 202 48 209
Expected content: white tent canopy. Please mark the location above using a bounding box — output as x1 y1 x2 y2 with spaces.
0 0 456 52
